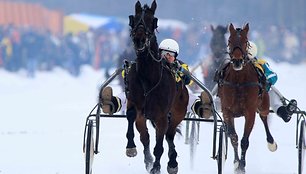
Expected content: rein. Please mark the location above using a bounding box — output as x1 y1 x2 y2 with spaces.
131 32 163 97
222 80 262 88
146 36 162 62
134 35 164 97
142 65 164 97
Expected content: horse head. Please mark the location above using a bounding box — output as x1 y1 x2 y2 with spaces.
129 0 158 53
228 23 249 71
210 24 228 59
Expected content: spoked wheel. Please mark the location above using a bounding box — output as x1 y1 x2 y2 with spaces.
85 120 95 174
298 119 305 174
189 118 199 168
217 125 227 174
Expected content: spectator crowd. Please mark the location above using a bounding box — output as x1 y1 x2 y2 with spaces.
0 22 305 78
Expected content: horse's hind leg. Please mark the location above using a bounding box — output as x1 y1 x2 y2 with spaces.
135 115 153 171
260 115 277 152
126 106 137 157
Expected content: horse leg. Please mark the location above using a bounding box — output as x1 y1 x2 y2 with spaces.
260 115 277 152
237 113 256 173
126 106 137 157
135 115 153 171
165 127 179 174
225 117 240 167
150 118 168 174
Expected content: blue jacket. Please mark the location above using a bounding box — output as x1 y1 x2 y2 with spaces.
256 58 278 91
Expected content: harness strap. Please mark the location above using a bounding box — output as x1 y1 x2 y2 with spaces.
222 80 262 88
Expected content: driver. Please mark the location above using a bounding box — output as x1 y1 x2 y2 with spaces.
100 38 213 118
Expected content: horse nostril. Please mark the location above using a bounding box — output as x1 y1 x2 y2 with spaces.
232 59 244 71
234 61 239 67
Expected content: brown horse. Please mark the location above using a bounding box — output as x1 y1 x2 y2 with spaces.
217 23 277 173
125 1 188 174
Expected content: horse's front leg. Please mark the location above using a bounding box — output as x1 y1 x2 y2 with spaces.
225 116 240 166
166 128 178 174
135 115 153 171
238 112 256 173
150 117 168 174
126 106 137 157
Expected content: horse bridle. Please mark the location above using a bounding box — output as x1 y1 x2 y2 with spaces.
128 8 165 97
228 28 250 67
223 29 262 92
129 9 161 62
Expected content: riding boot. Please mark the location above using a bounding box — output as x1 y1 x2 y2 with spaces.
276 99 297 123
276 106 291 123
200 91 213 118
101 86 121 114
191 92 213 119
192 99 203 118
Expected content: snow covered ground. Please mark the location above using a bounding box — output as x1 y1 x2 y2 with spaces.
0 59 305 174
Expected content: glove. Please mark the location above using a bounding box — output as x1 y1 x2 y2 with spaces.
175 62 186 74
172 60 181 69
182 74 191 85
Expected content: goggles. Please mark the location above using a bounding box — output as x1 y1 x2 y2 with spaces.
161 50 176 58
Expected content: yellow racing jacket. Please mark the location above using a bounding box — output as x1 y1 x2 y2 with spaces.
121 61 193 85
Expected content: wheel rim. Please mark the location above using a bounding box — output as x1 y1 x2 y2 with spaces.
298 120 305 174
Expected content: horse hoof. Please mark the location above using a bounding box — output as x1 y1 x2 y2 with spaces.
234 163 245 174
233 160 239 169
234 168 246 174
145 162 153 172
126 147 137 157
145 157 154 171
167 166 178 174
267 141 278 152
150 167 161 174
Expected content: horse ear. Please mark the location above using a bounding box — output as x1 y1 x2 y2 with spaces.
210 25 215 31
243 23 249 33
229 23 235 34
129 15 134 28
151 0 157 14
135 1 142 14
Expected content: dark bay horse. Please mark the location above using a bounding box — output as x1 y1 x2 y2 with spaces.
202 25 228 90
210 25 228 59
125 1 188 174
217 23 277 173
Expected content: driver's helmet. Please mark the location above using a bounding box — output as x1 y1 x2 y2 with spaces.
247 41 258 59
159 39 179 57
